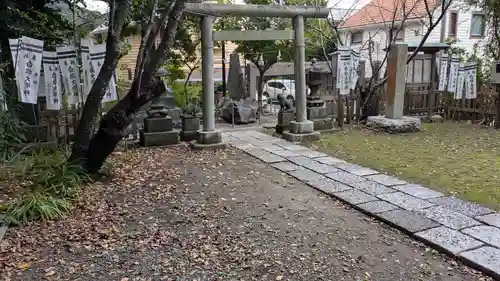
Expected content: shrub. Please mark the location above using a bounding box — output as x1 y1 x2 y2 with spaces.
4 192 71 224
0 111 26 162
2 149 91 224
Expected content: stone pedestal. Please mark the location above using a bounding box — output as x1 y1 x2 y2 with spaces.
180 116 200 142
367 116 421 133
140 116 179 147
306 104 334 132
283 120 321 142
275 111 295 134
189 130 227 150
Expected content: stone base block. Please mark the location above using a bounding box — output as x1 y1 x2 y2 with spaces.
189 141 228 151
275 124 288 134
283 131 321 142
140 131 179 147
144 117 173 133
198 130 222 144
180 130 198 142
307 107 328 120
289 120 314 134
312 118 334 131
182 117 200 132
367 116 421 133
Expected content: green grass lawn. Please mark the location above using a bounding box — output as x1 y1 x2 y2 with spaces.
314 122 500 210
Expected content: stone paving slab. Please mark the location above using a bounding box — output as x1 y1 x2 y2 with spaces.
226 130 500 280
348 180 396 195
270 149 302 158
271 162 302 173
335 163 379 176
393 184 444 199
314 156 347 165
302 162 340 174
287 168 325 182
377 192 436 211
287 156 319 166
356 201 400 214
376 209 440 233
332 189 378 205
429 197 495 217
259 145 285 152
325 171 366 186
415 226 484 255
365 174 408 186
476 213 500 228
420 206 481 230
460 247 500 279
296 150 327 158
306 178 352 195
274 143 308 151
245 148 286 163
462 225 500 248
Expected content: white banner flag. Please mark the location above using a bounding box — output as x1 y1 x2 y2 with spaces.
464 62 477 99
438 56 448 91
16 36 44 104
455 65 465 100
42 51 62 110
447 55 460 93
336 47 351 95
89 44 117 103
80 39 92 100
57 45 81 106
8 38 22 99
350 49 360 90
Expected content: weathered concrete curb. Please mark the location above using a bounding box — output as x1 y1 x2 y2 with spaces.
224 130 500 280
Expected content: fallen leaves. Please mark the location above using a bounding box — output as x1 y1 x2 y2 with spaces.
0 146 494 281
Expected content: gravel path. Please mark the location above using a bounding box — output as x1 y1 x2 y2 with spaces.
0 147 492 281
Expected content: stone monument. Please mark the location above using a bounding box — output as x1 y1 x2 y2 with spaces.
227 53 246 100
306 58 333 132
180 103 201 142
367 43 421 133
140 102 180 146
275 93 295 134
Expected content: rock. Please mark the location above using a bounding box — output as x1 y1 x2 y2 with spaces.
366 116 421 133
220 97 258 124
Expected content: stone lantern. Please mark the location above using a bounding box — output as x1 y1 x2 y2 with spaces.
305 58 333 132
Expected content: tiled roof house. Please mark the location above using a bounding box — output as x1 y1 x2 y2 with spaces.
338 0 487 78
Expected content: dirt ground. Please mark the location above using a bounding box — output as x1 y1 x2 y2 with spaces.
0 146 492 281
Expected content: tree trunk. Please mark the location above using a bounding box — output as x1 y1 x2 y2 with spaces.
69 0 131 163
83 78 166 173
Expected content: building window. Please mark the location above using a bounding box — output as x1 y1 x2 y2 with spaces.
351 31 363 44
470 13 486 37
449 12 458 37
390 28 404 42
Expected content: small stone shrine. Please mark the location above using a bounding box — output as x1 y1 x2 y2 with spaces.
140 102 180 147
306 59 333 132
275 94 295 134
180 103 200 142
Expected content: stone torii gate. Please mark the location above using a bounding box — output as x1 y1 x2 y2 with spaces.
185 3 329 148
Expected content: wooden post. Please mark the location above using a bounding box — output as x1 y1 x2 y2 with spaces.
428 52 437 119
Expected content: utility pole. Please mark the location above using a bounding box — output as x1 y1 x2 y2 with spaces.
221 21 227 96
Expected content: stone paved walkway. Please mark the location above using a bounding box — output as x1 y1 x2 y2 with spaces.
223 130 500 280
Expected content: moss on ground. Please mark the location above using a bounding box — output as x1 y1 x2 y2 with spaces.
314 122 500 210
